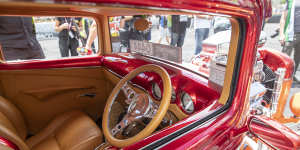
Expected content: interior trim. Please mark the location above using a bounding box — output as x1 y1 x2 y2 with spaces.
0 66 108 134
22 86 96 101
0 57 103 70
218 17 241 104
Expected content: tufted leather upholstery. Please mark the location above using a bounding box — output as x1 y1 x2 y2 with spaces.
0 96 103 150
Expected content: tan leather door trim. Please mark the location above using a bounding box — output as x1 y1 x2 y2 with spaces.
0 67 108 134
22 86 96 101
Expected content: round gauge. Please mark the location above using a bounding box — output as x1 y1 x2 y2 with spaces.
171 88 176 102
152 82 161 99
181 92 194 114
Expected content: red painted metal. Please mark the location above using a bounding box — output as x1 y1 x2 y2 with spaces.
0 56 102 70
259 49 294 79
0 0 289 149
248 115 300 149
124 100 224 150
103 54 220 114
102 0 264 149
98 0 267 149
0 137 19 150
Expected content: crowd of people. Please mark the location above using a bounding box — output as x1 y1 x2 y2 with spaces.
0 15 220 62
0 16 95 61
1 4 299 82
114 15 216 56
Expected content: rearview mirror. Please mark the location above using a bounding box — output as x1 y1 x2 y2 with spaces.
134 18 150 31
248 115 300 149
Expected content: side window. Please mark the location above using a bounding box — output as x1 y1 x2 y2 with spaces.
0 16 99 62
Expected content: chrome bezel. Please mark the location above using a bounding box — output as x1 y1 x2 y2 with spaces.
180 92 194 114
152 82 162 100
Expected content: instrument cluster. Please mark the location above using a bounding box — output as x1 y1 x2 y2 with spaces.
151 81 195 114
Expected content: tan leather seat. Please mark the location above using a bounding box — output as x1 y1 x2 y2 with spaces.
0 96 103 150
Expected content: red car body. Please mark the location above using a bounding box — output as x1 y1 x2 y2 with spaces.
0 0 299 150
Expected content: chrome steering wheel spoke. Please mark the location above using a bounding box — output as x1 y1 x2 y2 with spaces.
122 82 137 104
111 114 134 136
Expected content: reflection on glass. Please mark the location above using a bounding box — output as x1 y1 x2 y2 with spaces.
0 16 98 62
109 15 230 69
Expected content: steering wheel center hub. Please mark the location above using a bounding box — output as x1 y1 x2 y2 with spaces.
128 94 150 117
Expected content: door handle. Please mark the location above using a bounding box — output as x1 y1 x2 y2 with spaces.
79 93 96 98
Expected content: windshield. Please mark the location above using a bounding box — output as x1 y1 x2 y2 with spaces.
108 15 232 91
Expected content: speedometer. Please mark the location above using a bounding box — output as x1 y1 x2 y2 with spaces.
181 92 194 114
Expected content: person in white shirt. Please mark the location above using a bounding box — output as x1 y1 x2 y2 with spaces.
194 15 211 55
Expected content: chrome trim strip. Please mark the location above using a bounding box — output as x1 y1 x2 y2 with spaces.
141 108 225 150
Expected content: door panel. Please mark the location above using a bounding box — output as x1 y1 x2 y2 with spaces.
0 67 108 134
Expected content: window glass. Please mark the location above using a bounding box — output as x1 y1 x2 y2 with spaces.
0 16 99 62
109 15 232 92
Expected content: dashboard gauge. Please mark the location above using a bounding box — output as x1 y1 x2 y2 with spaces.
181 92 194 114
171 88 176 102
152 82 161 99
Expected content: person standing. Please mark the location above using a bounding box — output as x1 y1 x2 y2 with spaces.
157 15 170 44
170 15 188 48
167 15 172 39
194 15 211 55
279 0 300 82
55 17 80 57
0 16 45 61
79 18 95 53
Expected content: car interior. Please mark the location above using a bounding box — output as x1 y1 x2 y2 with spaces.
0 2 240 150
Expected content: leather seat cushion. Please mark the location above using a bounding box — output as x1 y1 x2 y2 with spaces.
26 111 103 150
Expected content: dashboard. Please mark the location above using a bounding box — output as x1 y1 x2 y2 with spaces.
102 53 221 115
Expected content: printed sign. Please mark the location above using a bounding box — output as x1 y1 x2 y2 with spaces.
152 43 182 63
130 40 182 63
130 40 153 56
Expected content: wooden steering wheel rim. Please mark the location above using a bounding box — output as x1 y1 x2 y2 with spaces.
102 64 172 148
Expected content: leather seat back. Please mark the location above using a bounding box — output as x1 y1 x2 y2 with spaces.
0 96 102 150
0 96 29 150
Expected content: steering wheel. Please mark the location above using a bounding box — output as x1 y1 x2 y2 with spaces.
102 64 171 148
